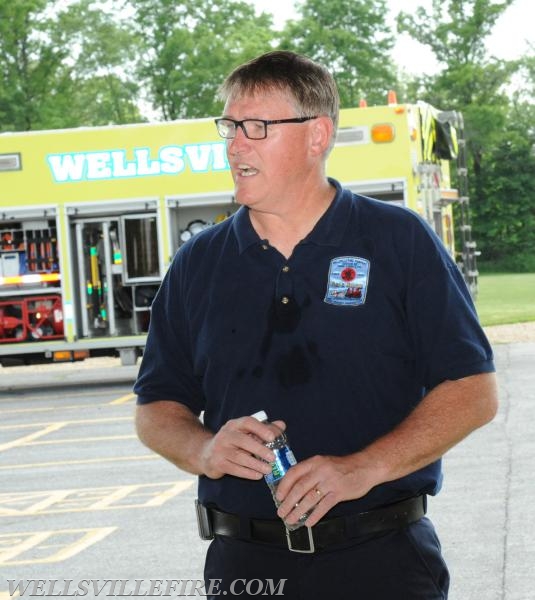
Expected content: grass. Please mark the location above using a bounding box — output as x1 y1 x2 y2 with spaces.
475 272 535 326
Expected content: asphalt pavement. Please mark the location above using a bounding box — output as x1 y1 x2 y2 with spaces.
1 341 533 600
0 357 139 393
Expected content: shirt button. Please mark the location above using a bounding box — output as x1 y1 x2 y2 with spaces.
261 244 269 251
281 296 290 304
282 265 290 273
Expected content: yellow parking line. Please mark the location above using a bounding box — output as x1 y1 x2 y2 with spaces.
0 530 51 563
24 434 136 446
0 404 93 415
0 480 195 516
0 423 67 452
144 481 194 506
0 388 131 404
0 454 158 470
0 527 117 565
0 416 132 431
21 490 72 513
89 484 138 509
109 392 136 405
0 401 132 415
38 527 117 564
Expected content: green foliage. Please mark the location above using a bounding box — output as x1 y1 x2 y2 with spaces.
0 0 142 131
0 0 534 272
0 0 65 130
479 253 535 274
132 0 275 119
397 1 514 157
278 0 397 107
51 0 143 125
473 100 535 266
397 0 513 66
396 0 532 268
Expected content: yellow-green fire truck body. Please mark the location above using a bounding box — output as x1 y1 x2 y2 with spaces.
0 99 474 364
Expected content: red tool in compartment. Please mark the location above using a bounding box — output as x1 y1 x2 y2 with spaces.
0 295 64 342
26 295 64 340
0 299 26 342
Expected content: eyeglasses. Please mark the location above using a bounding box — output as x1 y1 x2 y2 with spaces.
214 116 317 140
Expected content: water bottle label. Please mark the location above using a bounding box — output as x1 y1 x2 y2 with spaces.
265 446 297 484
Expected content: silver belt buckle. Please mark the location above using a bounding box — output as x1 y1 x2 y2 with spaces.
286 526 315 553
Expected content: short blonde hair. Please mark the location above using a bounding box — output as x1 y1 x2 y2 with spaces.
218 51 339 153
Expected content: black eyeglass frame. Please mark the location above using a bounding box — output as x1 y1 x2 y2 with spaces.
214 116 318 140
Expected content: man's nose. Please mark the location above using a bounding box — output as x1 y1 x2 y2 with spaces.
228 124 250 152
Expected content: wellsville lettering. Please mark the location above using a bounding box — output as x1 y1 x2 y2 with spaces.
46 142 229 183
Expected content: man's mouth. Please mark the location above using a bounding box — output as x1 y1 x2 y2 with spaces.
236 163 259 177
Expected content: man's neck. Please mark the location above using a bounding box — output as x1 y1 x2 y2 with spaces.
249 181 335 259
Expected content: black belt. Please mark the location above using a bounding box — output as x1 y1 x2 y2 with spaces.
207 495 426 553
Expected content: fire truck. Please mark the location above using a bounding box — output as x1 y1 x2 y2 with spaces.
0 94 478 365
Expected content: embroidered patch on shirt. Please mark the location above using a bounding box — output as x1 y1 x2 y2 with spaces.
324 256 370 306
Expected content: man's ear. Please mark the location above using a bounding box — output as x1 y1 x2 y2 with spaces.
309 115 334 157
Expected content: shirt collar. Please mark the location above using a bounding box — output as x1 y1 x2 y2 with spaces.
232 178 352 254
232 205 261 254
304 178 352 247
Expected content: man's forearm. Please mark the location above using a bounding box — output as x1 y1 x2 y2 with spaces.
358 371 499 484
135 401 212 475
135 401 277 480
276 371 498 527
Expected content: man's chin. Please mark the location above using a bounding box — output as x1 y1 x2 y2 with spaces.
233 188 258 208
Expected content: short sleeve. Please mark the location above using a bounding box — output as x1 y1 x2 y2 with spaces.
404 227 494 390
134 251 204 414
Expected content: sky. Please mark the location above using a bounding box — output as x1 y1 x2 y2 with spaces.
251 0 534 75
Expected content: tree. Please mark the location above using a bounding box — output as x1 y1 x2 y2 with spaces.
131 0 275 119
0 0 65 130
396 0 529 267
50 0 143 126
398 0 514 66
0 0 142 131
475 106 535 269
474 49 535 270
397 0 515 173
278 0 397 108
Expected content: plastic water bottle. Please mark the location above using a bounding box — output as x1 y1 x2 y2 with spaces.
251 410 310 531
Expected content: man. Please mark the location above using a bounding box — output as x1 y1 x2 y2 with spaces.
135 51 498 599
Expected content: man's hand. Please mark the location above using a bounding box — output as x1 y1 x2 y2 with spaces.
199 416 284 480
136 401 286 480
276 372 498 527
274 453 384 527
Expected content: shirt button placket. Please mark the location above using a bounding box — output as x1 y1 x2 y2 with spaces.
279 264 292 304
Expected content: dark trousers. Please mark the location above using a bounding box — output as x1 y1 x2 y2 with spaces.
204 517 449 599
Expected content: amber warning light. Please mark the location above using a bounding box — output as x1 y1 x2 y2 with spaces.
371 123 395 143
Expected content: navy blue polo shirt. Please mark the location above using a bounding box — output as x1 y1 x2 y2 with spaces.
135 178 494 519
